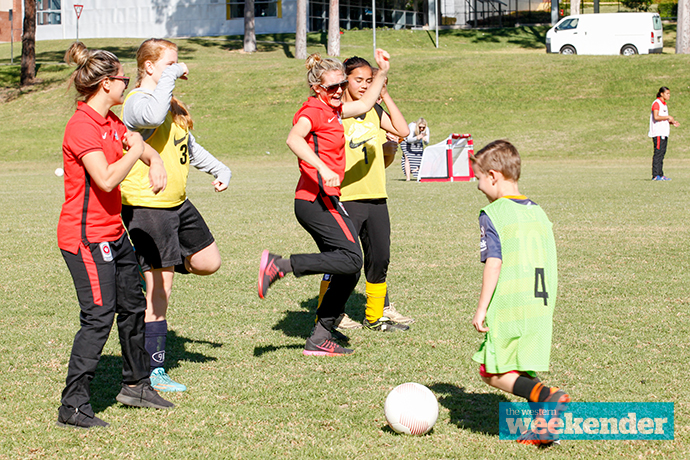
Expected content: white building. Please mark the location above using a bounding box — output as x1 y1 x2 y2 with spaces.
36 0 298 41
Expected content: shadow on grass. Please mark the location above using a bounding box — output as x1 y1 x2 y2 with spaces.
89 329 220 413
186 32 328 59
440 26 547 49
254 291 367 356
429 382 511 436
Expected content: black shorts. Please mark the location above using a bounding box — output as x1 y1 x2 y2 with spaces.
122 200 214 271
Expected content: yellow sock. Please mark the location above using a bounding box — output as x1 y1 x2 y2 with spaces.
315 275 331 323
365 281 386 324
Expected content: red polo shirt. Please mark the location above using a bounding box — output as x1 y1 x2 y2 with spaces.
58 102 127 254
293 97 345 201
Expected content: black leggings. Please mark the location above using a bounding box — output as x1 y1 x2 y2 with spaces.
60 233 149 416
652 136 668 178
291 196 363 334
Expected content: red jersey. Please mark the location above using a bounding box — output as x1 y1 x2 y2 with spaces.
58 102 128 254
292 97 344 201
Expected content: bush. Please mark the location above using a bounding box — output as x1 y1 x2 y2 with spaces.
657 0 678 18
620 0 653 11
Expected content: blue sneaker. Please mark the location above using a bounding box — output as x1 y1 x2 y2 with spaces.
661 176 671 181
652 176 662 181
150 367 187 392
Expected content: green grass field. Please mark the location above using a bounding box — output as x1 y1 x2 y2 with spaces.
1 27 689 459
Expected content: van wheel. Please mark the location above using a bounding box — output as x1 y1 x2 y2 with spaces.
559 45 576 55
621 45 638 56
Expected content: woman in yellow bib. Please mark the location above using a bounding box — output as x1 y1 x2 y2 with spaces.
121 39 231 392
320 56 413 332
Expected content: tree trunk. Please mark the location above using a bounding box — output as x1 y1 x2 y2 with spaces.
571 0 581 15
20 0 36 86
677 0 690 54
327 0 339 57
244 0 257 53
295 0 307 59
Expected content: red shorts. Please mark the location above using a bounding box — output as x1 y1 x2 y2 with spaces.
479 364 521 378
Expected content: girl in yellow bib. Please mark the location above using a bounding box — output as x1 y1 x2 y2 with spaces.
318 56 413 333
121 38 231 392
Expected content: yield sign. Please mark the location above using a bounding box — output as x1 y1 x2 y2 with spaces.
74 4 83 19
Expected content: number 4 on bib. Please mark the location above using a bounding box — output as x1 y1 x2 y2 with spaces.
534 267 548 306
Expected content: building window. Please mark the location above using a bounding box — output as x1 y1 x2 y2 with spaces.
226 0 282 19
37 0 61 25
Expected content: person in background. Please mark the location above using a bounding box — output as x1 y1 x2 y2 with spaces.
648 86 679 181
401 117 429 181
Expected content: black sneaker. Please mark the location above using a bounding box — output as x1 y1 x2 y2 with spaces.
258 250 285 299
56 406 109 429
363 316 410 332
330 328 349 343
116 383 174 410
303 337 354 356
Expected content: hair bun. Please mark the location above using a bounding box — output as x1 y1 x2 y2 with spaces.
305 53 322 71
64 41 90 67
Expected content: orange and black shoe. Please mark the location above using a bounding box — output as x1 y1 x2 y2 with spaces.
518 388 570 446
258 250 285 299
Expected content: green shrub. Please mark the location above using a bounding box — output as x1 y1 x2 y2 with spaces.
658 0 678 17
620 0 653 11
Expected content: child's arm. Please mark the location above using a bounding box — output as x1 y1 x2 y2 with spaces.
473 257 501 333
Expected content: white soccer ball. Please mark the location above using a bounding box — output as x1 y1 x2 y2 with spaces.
54 167 64 177
384 382 439 435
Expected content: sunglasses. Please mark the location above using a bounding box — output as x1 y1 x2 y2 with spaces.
319 80 348 92
108 75 130 88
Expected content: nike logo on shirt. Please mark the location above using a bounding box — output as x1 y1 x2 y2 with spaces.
174 135 187 146
328 117 337 123
349 137 374 149
102 132 107 139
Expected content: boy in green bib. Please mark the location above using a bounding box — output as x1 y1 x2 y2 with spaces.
470 140 569 446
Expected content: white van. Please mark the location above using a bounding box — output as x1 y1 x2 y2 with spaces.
546 13 663 55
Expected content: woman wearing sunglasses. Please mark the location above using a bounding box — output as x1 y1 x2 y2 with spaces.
120 38 231 393
57 42 171 429
258 49 391 357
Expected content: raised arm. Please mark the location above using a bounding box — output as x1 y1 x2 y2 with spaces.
286 116 340 188
122 64 187 130
379 86 409 138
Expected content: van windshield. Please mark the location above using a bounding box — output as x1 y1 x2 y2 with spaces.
557 18 579 30
653 16 662 30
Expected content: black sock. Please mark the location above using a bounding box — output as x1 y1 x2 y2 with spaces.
145 320 167 372
276 257 292 274
512 375 550 402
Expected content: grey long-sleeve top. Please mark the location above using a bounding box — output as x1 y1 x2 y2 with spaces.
121 64 232 186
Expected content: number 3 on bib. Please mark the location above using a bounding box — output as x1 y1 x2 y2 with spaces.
179 143 188 165
534 267 548 306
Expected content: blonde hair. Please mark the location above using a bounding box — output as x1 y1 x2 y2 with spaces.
135 38 193 130
305 53 344 94
471 140 521 181
64 41 120 103
415 118 427 137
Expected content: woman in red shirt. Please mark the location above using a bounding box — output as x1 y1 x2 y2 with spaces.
57 42 171 429
258 50 391 356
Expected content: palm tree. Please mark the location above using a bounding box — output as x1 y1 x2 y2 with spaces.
296 0 307 59
21 0 36 86
244 0 257 53
327 0 339 57
678 0 690 54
